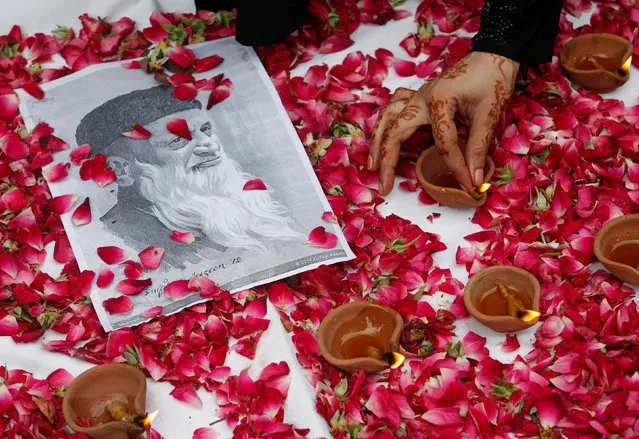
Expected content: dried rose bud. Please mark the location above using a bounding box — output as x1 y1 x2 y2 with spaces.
401 318 429 353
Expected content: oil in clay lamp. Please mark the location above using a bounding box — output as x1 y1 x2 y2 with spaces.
63 363 158 439
594 214 639 285
560 33 633 93
317 301 406 373
416 144 495 209
464 266 541 333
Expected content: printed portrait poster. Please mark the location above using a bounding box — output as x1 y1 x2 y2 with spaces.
18 38 354 331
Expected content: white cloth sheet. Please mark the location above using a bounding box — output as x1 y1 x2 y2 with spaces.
1 1 638 438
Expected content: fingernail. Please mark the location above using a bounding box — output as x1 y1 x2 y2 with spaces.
474 169 484 186
367 156 373 170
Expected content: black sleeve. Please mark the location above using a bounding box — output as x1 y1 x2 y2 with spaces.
472 0 563 64
195 0 310 47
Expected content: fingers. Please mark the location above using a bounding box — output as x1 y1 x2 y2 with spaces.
368 88 416 171
427 96 474 191
377 102 429 195
466 111 494 187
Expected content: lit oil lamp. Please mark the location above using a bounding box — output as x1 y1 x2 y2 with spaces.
464 266 541 333
560 33 633 93
317 302 404 373
63 364 149 439
416 145 495 209
594 214 639 285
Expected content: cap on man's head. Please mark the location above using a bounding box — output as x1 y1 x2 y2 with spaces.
75 85 202 157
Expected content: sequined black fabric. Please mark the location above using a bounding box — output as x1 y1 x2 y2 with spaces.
472 0 563 64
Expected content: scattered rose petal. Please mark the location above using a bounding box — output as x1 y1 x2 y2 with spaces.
164 279 194 301
166 118 192 140
306 226 338 249
501 333 520 352
142 306 163 319
51 194 79 214
97 246 129 264
22 82 45 99
194 54 223 72
116 278 152 295
139 246 164 270
243 177 267 191
71 198 91 226
122 124 152 139
170 384 202 409
43 162 70 182
103 296 133 314
96 266 115 288
170 230 195 244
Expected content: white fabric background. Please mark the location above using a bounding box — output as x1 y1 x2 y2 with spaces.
1 1 638 439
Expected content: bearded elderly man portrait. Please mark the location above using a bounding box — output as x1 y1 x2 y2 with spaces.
75 85 303 269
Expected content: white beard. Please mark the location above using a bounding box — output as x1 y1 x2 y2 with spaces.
135 154 303 251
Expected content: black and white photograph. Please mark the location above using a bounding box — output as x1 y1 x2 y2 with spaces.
18 37 354 331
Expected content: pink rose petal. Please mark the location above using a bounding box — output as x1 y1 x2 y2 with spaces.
139 246 165 270
142 306 163 319
70 144 91 165
43 162 70 182
170 384 202 409
0 312 19 336
122 124 152 139
306 226 338 249
167 46 196 68
96 266 115 288
194 54 224 72
71 198 91 226
170 230 195 244
193 427 218 439
501 333 520 353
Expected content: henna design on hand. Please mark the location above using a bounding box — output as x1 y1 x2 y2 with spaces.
484 54 518 146
428 98 451 157
399 104 422 121
440 59 469 80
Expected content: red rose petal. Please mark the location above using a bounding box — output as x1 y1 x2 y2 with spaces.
1 132 28 160
97 246 129 264
71 198 92 226
122 124 152 139
139 246 165 270
243 177 267 190
142 25 169 43
0 252 18 279
319 35 354 54
96 266 115 288
70 144 91 165
22 82 45 99
167 46 196 69
166 118 192 140
116 278 152 295
165 279 194 301
306 226 338 249
170 384 202 409
122 260 144 280
194 54 224 72
0 91 19 120
51 194 79 214
321 211 338 224
103 296 133 315
170 230 195 244
43 162 70 182
174 83 198 101
0 312 19 336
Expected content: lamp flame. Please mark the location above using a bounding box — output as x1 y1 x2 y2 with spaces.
387 352 406 369
622 56 632 72
479 183 491 193
143 410 159 428
516 310 541 322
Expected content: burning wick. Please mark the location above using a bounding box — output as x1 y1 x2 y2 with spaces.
134 409 159 435
516 309 541 322
618 56 632 76
381 352 406 369
468 183 491 200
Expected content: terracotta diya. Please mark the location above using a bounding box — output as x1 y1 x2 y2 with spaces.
594 214 639 286
416 145 495 209
317 301 405 373
63 364 153 439
464 266 541 333
560 33 632 93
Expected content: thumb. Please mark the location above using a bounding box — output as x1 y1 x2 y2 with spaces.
466 112 494 187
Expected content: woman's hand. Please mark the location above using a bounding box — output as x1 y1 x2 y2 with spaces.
367 51 520 196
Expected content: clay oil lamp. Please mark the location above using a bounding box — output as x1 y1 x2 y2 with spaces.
464 266 541 333
560 33 633 93
317 301 406 373
594 214 639 286
63 364 158 439
416 144 495 209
